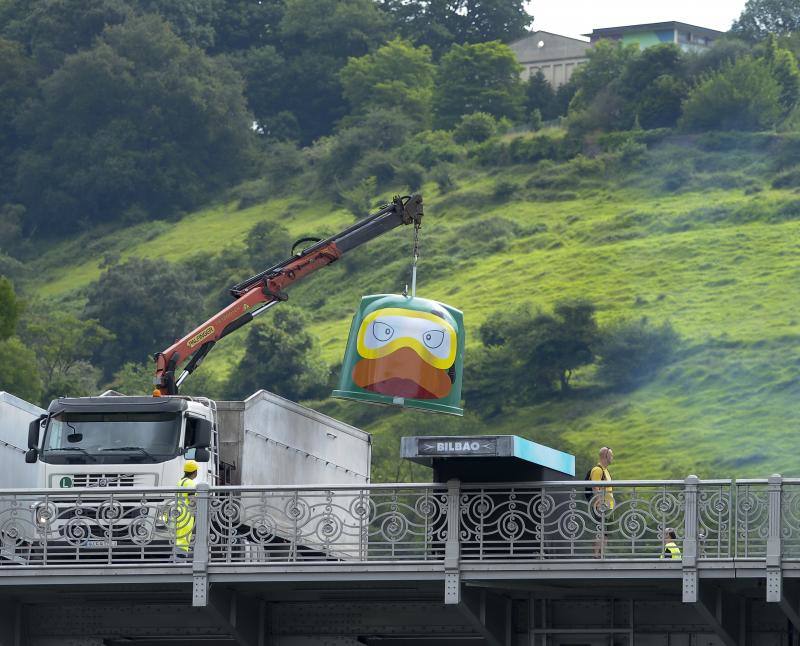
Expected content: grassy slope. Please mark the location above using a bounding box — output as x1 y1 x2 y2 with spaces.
27 135 800 481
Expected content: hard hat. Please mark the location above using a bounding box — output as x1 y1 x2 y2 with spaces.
184 459 199 473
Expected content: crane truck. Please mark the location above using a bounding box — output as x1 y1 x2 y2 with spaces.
0 195 423 560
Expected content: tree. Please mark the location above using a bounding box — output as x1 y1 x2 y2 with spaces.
129 0 220 49
245 221 293 270
680 56 783 131
524 300 598 393
16 14 255 235
109 361 155 396
276 0 390 142
379 0 532 57
20 310 113 400
525 70 556 121
0 336 42 402
340 38 435 125
463 300 599 415
568 40 638 112
0 39 38 201
0 276 20 340
763 34 800 113
208 0 286 53
732 0 800 41
636 74 687 129
433 41 524 128
0 0 130 71
225 306 329 401
224 45 287 132
0 277 41 401
83 258 202 378
597 318 680 391
453 112 497 143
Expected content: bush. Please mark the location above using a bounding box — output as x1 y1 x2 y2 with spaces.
471 139 511 166
339 176 377 218
661 162 693 191
772 167 800 189
492 179 518 201
397 130 464 169
394 162 425 192
454 217 520 257
261 141 307 191
453 112 498 143
352 150 396 185
508 134 560 163
597 318 680 391
431 165 456 193
680 57 783 131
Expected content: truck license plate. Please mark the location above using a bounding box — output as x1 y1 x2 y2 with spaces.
85 540 117 548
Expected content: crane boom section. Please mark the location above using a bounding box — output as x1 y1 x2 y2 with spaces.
153 194 423 395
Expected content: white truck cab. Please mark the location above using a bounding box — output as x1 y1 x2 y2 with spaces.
27 395 218 490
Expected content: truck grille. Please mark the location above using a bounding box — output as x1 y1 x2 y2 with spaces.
64 473 146 487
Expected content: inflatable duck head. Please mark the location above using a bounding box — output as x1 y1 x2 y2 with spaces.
333 294 464 415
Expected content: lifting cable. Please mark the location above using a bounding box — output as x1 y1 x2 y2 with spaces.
410 217 421 297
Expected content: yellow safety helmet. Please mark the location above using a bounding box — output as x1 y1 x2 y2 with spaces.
183 459 199 474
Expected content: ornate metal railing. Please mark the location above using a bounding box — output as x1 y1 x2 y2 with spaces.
0 477 797 567
0 487 195 565
207 485 449 563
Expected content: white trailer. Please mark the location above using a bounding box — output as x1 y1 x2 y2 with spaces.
0 392 43 489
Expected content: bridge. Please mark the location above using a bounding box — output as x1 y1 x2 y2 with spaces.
0 476 799 646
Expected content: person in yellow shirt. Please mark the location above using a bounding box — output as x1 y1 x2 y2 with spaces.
590 446 614 558
660 528 681 559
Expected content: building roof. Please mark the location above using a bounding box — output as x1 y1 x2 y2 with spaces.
585 21 724 39
510 30 590 47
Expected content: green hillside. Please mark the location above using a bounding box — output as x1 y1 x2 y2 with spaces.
23 131 800 481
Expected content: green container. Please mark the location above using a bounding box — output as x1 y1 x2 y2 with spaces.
332 294 464 416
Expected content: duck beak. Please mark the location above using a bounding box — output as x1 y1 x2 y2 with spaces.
352 347 452 399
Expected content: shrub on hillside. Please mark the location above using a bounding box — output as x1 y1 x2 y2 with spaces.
680 57 783 131
352 150 396 185
454 217 520 257
339 176 377 218
660 161 693 191
394 162 425 192
431 164 456 193
492 179 518 201
772 167 800 189
84 258 202 379
261 141 308 192
597 318 680 391
225 306 329 402
16 15 256 236
453 112 497 143
397 130 464 169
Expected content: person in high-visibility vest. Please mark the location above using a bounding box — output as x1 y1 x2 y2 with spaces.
174 459 199 557
660 527 681 559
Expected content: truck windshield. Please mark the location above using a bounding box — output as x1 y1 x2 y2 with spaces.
41 412 182 465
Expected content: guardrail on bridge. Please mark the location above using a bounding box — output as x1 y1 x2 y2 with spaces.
0 476 796 605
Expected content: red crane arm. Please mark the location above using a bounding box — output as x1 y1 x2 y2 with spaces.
153 195 423 395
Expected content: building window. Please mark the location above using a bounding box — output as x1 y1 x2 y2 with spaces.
677 31 689 44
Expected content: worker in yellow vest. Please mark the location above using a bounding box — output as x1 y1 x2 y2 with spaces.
174 459 199 558
660 527 681 559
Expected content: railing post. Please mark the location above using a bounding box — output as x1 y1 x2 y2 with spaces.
192 483 210 607
444 478 461 605
682 475 699 603
766 474 783 602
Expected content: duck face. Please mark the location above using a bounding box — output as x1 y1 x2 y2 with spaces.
351 307 457 399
